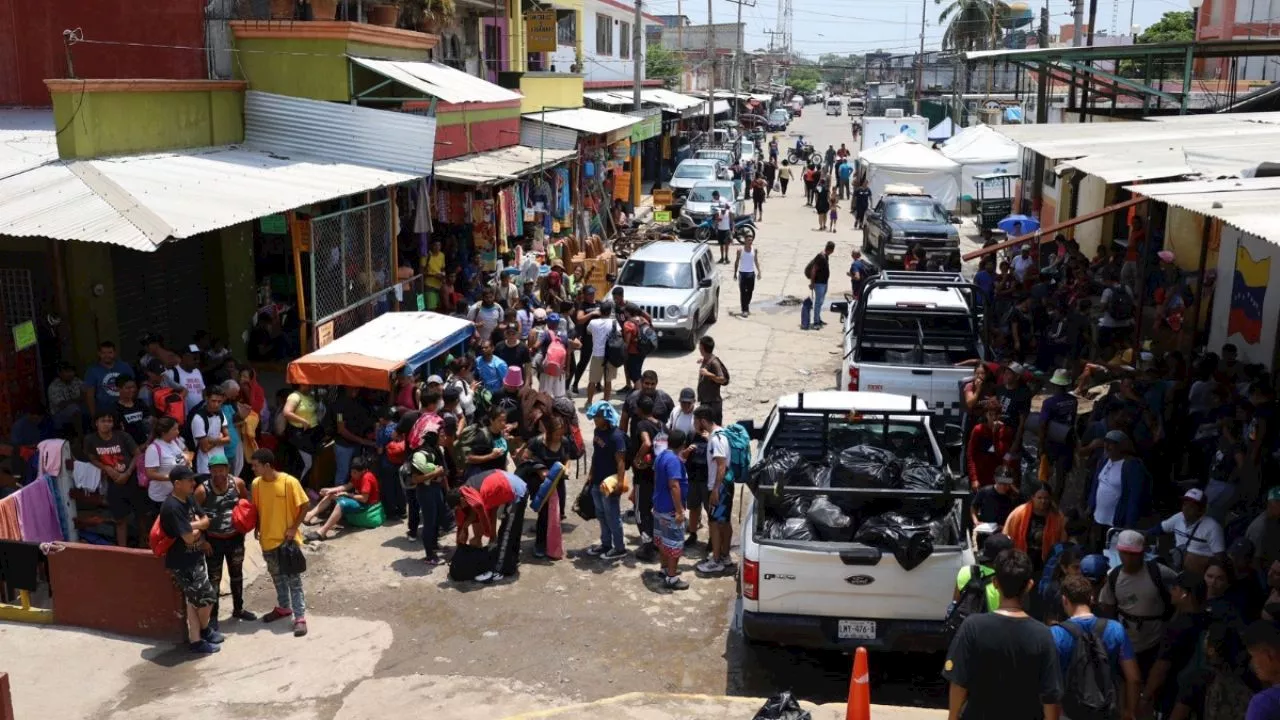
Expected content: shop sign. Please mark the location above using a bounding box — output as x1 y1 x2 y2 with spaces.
316 321 335 348
613 170 632 200
611 140 631 162
290 215 311 252
653 211 671 223
259 214 287 235
525 11 557 52
11 320 35 351
652 189 674 207
630 114 662 142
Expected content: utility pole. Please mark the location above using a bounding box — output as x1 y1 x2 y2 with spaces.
725 0 756 120
706 0 715 133
914 0 926 113
634 0 643 109
677 0 684 88
1079 0 1099 121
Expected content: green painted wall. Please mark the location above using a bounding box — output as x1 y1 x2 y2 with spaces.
204 224 256 361
62 242 118 366
52 90 244 159
436 106 522 126
348 41 427 61
234 37 351 101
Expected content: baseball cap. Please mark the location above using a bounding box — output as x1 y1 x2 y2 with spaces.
426 375 444 385
442 386 461 402
206 450 229 467
611 286 624 296
144 358 165 374
534 308 547 321
994 471 1014 485
185 344 200 354
1182 488 1207 505
584 285 597 296
980 533 1014 562
1104 429 1129 444
1080 553 1110 581
1229 536 1255 559
169 466 196 483
679 387 696 403
1115 529 1146 554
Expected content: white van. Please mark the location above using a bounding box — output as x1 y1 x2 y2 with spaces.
825 97 842 116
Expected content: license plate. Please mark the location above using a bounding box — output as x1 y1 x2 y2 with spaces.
866 384 884 392
838 620 876 640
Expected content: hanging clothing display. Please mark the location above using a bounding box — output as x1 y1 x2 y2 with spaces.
15 478 64 544
0 539 44 592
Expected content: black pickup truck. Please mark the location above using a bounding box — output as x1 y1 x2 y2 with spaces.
862 191 961 271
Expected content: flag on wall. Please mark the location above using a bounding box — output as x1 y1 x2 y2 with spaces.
1228 244 1270 344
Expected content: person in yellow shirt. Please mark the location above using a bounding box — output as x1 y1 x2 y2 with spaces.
249 448 310 637
422 240 447 311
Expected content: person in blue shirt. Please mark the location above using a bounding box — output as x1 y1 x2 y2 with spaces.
835 159 854 200
652 428 691 590
473 340 509 395
973 257 996 311
1051 574 1140 720
585 401 628 561
83 340 134 417
847 248 874 300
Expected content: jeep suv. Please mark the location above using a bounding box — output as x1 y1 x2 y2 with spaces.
862 190 961 270
612 242 721 351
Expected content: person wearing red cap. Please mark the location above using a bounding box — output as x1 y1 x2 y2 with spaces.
1097 529 1176 683
1146 488 1225 576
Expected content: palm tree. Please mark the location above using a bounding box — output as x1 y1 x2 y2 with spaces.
935 0 1009 52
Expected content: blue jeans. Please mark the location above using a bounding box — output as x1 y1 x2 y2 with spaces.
812 283 828 325
333 443 357 487
415 483 445 555
590 484 625 551
264 549 306 620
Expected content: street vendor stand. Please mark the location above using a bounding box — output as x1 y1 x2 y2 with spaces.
287 312 475 391
974 172 1018 245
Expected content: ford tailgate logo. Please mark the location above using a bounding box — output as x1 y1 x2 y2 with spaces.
845 575 875 586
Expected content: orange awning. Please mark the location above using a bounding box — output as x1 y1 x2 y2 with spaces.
286 353 404 391
963 196 1146 262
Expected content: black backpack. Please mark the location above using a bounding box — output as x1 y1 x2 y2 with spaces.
181 401 218 455
636 323 659 356
1106 560 1173 622
1060 619 1118 720
944 564 993 633
604 323 626 367
1107 286 1135 321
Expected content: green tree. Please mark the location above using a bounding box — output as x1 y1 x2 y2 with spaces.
788 65 821 93
1119 11 1194 77
817 53 864 86
645 44 681 88
935 0 1009 51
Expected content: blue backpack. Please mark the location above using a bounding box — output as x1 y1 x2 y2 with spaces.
717 424 753 485
1039 542 1082 606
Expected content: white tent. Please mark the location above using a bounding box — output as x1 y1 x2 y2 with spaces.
928 117 954 141
939 124 1021 201
859 135 962 210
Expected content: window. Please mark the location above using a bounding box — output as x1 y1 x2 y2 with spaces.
619 21 631 59
617 261 693 289
595 13 613 56
556 10 576 46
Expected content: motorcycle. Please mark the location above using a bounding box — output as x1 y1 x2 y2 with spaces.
692 214 756 244
786 143 816 165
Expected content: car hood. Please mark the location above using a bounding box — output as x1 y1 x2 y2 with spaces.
614 286 697 306
887 219 958 236
671 176 711 189
685 198 741 216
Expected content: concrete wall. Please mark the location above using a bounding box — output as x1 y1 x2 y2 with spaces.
48 545 186 642
1074 174 1108 257
206 224 256 361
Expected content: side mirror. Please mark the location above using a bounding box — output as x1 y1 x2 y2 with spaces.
830 300 850 318
698 277 713 288
948 214 960 224
866 211 881 223
737 418 761 441
942 423 965 449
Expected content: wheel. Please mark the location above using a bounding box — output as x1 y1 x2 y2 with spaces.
786 151 799 165
682 320 700 351
708 293 720 324
735 225 755 244
695 225 711 243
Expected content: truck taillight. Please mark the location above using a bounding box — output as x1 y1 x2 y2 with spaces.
742 559 759 600
847 367 860 392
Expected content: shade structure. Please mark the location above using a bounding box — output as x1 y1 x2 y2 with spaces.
287 312 474 391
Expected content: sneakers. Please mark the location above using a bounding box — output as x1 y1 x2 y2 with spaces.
262 607 291 623
424 554 444 566
475 571 505 584
532 548 547 559
695 558 727 575
602 548 628 561
684 531 699 548
231 608 258 621
293 618 308 637
189 640 221 654
634 543 659 563
201 627 226 644
585 544 607 557
663 573 690 591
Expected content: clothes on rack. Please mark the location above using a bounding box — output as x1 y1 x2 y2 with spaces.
37 439 65 477
0 496 19 541
72 461 102 493
16 479 64 543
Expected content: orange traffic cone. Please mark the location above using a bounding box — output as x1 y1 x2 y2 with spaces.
845 646 871 720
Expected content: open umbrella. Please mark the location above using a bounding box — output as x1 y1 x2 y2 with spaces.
997 214 1040 236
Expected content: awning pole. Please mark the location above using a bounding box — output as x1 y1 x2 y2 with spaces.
289 211 311 355
390 186 401 312
1189 214 1212 347
1130 200 1153 361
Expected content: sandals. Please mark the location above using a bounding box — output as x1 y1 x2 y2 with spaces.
303 529 330 542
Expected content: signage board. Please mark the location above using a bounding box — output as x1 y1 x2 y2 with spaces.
525 11 557 52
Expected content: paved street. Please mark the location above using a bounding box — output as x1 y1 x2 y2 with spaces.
8 106 947 719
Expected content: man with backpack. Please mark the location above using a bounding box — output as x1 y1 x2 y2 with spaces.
1051 574 1140 720
1097 278 1135 353
1097 530 1177 683
804 242 835 329
693 405 750 576
696 336 729 420
948 533 1011 633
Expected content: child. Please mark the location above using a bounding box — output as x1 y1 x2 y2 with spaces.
828 206 838 233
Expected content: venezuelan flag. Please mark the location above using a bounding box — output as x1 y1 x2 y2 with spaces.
1228 244 1270 344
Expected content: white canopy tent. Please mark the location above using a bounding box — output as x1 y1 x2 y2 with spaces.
859 135 962 210
928 117 954 141
939 124 1021 201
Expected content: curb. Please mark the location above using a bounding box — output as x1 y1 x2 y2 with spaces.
501 692 830 719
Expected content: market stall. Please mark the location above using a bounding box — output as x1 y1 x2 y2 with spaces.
939 124 1021 204
859 135 963 210
286 311 474 391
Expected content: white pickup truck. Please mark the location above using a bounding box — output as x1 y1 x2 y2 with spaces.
736 391 974 653
835 271 985 426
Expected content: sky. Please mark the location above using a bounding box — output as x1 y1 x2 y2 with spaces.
642 0 1198 59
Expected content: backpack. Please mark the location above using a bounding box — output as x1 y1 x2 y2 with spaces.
181 402 218 456
636 323 659 357
1060 619 1118 720
1107 286 1135 321
148 515 175 558
1106 560 1173 623
604 323 625 368
1039 542 1082 605
543 336 567 377
945 565 993 633
454 423 487 472
716 424 752 485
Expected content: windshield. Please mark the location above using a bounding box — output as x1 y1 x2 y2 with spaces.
674 164 716 179
688 185 734 203
885 200 948 224
617 260 694 290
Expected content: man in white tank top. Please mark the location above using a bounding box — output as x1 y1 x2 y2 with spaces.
733 237 762 318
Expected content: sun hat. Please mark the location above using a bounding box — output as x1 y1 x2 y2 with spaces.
502 367 524 388
1049 369 1072 387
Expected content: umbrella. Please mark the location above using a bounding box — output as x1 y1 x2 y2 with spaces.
998 214 1040 236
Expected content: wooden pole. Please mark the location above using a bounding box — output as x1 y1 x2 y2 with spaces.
288 211 310 355
389 185 401 311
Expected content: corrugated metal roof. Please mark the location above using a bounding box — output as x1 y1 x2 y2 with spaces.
0 146 419 251
584 91 633 106
640 88 704 111
1123 176 1280 243
688 100 732 117
245 91 436 175
0 109 58 179
997 118 1280 160
350 57 523 104
433 145 578 185
521 107 640 134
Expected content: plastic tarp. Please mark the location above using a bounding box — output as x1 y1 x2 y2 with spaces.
940 124 1020 201
859 135 962 211
928 117 954 141
287 311 474 391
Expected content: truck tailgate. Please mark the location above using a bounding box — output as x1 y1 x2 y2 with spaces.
755 540 961 620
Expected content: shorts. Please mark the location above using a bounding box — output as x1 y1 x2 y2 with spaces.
171 561 217 608
710 482 735 524
588 355 617 387
337 496 368 515
685 479 709 512
653 511 686 558
107 481 151 521
717 229 731 246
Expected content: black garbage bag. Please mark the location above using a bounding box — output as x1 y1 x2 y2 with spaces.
900 459 946 491
752 691 813 720
854 513 936 570
749 450 807 493
759 459 826 520
806 496 854 542
876 510 955 547
829 445 902 490
765 517 816 541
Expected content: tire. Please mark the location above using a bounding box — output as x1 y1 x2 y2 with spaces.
786 151 799 165
695 225 711 243
708 293 719 324
682 321 700 351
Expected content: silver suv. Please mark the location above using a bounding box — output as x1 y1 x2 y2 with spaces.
612 242 721 351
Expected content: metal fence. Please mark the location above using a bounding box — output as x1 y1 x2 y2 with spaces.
309 200 395 345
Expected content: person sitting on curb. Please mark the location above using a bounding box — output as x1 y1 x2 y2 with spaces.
302 456 380 541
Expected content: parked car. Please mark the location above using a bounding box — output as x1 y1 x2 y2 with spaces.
669 158 727 203
862 187 961 269
767 109 791 131
612 241 721 351
695 148 737 167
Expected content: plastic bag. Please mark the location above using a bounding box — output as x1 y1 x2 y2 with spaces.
752 691 813 720
759 458 826 521
748 450 806 493
806 496 854 542
900 459 946 491
829 445 902 490
876 510 955 547
854 513 936 570
765 517 816 541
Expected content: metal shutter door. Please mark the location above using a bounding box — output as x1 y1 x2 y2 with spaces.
112 239 209 360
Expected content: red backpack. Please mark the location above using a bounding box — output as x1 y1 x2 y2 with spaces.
544 336 567 377
148 516 175 558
